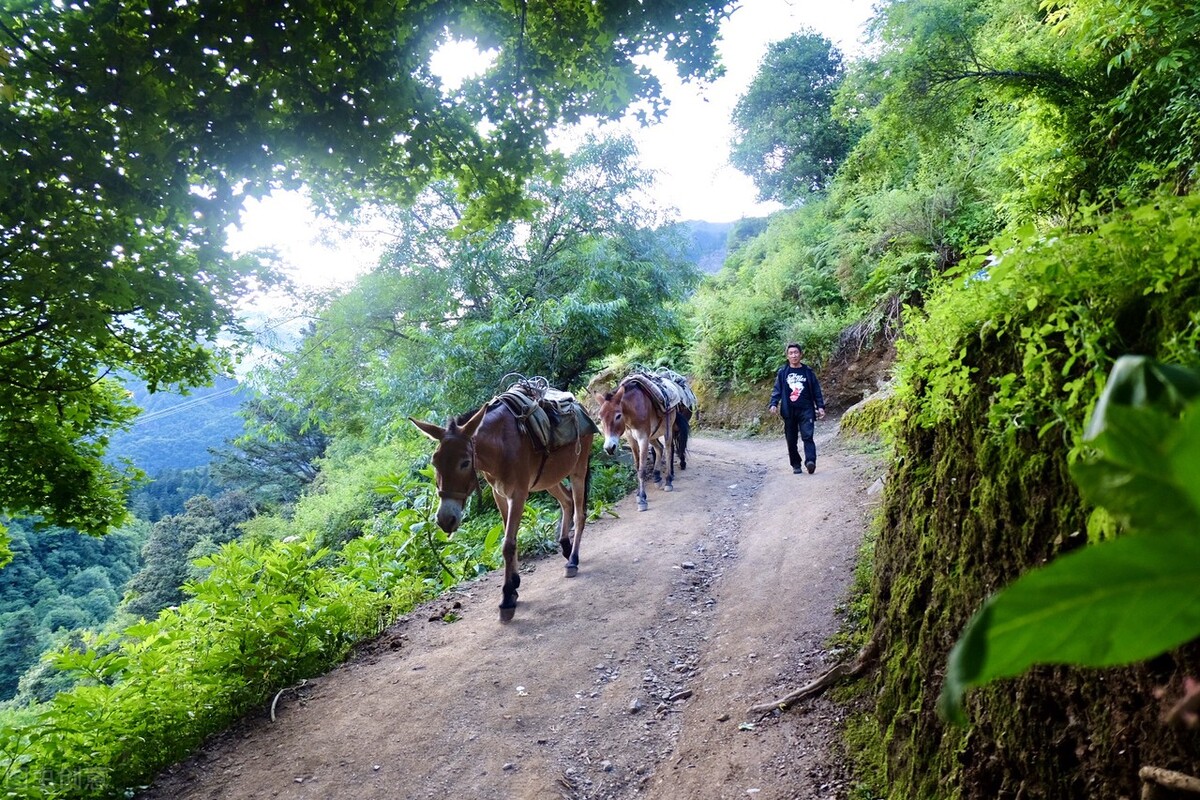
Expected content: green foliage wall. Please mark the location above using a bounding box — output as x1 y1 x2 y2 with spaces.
688 204 851 388
864 197 1200 799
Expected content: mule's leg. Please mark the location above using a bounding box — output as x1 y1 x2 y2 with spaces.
663 408 676 491
650 438 665 485
676 409 690 471
545 481 575 560
547 477 581 576
498 490 527 622
564 453 590 577
493 490 519 595
493 491 511 530
630 434 649 511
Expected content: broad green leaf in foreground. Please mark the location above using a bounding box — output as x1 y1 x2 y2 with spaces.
1084 356 1200 441
1070 393 1200 533
941 357 1200 725
1168 403 1200 515
939 529 1200 725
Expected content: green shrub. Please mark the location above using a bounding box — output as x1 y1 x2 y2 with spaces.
898 195 1200 452
0 475 448 798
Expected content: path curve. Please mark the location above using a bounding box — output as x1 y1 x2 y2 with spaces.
140 425 883 800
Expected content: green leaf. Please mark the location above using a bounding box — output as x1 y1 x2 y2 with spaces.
940 529 1200 724
1070 358 1200 531
1071 459 1199 534
1169 406 1200 513
1084 404 1174 472
1084 355 1200 441
483 522 503 555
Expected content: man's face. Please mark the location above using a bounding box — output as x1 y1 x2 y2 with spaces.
786 347 802 367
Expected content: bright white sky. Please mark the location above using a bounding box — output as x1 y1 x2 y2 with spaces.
625 0 873 222
229 0 875 291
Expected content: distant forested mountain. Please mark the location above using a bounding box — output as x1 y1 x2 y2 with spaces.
108 377 245 475
0 519 148 700
680 220 736 274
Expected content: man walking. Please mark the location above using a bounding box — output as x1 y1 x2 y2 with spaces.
768 343 826 474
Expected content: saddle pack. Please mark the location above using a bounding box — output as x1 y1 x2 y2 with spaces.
653 367 698 413
491 377 599 453
620 368 698 416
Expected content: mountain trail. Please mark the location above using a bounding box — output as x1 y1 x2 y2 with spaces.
140 425 884 800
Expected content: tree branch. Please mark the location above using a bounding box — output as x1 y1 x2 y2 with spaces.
747 630 880 718
928 67 1080 93
1139 766 1200 798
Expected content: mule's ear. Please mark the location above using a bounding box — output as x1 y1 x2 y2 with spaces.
409 416 445 441
459 404 488 438
593 391 607 406
612 386 625 404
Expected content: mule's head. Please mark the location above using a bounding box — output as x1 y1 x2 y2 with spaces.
593 388 626 455
410 405 487 534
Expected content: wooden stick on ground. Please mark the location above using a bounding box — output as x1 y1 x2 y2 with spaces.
748 632 880 718
1139 766 1200 799
270 679 308 722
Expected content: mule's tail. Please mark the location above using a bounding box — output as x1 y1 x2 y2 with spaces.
674 408 691 470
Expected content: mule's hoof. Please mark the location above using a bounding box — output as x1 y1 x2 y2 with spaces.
638 502 648 512
499 604 516 623
664 484 674 492
565 564 578 578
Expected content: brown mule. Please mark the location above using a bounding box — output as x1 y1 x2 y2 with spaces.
411 403 593 622
594 382 678 512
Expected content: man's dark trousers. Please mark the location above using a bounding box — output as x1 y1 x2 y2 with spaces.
784 411 816 469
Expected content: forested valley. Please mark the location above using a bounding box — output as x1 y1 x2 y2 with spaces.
2 0 1199 798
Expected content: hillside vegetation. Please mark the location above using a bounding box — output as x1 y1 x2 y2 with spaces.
107 378 244 477
2 0 1199 798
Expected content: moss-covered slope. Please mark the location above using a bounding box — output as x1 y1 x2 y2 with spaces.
865 196 1200 798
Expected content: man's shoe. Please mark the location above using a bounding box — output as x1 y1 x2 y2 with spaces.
792 466 803 474
806 461 816 474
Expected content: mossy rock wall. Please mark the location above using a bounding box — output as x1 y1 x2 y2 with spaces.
873 348 1200 797
838 386 896 437
866 199 1200 798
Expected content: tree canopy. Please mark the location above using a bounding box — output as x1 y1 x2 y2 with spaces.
729 31 855 203
261 134 698 438
0 0 734 539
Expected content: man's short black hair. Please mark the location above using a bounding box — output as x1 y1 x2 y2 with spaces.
786 342 802 352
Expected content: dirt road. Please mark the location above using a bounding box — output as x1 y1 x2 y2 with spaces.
140 425 883 800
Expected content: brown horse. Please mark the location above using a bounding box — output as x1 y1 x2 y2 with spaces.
411 402 593 622
594 381 678 512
